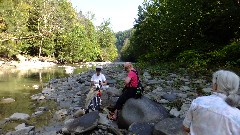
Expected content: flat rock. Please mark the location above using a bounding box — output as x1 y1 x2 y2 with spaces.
62 111 99 134
107 80 117 85
10 113 30 120
202 88 212 93
162 94 177 102
129 122 154 135
153 118 186 135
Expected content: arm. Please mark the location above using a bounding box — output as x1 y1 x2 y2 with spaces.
101 74 107 85
125 76 131 86
183 102 195 134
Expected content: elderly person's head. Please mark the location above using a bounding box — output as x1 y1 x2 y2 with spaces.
212 70 240 107
124 62 133 71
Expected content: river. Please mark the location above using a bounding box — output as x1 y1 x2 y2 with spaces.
0 65 88 121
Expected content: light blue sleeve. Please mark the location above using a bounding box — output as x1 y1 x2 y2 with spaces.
183 101 196 128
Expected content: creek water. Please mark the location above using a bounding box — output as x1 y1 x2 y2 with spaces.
0 65 88 120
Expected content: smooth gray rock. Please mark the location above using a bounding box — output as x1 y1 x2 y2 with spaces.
85 82 91 86
170 108 180 117
129 122 154 135
180 86 191 91
162 94 177 102
9 113 30 120
147 80 162 85
62 111 99 134
106 87 122 97
107 80 117 85
202 88 212 93
118 96 169 129
153 118 186 135
98 113 110 125
32 111 43 117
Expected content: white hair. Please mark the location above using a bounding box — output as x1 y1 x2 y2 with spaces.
212 70 240 107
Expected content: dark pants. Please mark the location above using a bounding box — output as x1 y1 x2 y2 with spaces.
114 87 137 110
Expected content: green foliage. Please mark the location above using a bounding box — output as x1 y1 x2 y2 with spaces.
0 0 118 62
97 20 118 61
122 0 240 69
210 40 240 67
177 50 208 70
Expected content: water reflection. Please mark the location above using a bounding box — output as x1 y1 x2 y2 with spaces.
0 65 88 120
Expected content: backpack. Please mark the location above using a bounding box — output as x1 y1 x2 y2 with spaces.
131 70 144 99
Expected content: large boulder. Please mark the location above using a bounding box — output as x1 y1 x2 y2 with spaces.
106 87 122 97
101 90 119 109
153 118 186 135
62 111 99 134
118 96 169 129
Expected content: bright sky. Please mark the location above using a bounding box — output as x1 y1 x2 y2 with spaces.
69 0 143 32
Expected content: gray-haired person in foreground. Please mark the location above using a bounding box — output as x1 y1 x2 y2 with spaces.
183 70 240 135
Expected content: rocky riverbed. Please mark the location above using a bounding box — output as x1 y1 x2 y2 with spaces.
1 62 213 135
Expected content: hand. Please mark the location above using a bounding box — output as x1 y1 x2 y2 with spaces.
183 125 190 133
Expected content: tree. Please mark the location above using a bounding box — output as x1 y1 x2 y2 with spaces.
97 20 118 61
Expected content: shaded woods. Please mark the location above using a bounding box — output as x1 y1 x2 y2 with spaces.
0 0 117 63
118 0 240 71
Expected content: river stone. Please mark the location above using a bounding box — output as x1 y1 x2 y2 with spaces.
202 88 212 93
98 113 110 125
0 98 15 103
85 82 91 86
10 113 30 120
170 108 180 117
54 109 68 120
32 111 43 117
118 96 169 129
153 118 186 135
162 94 177 102
62 111 99 134
107 80 117 85
77 78 85 83
129 122 154 135
106 87 122 97
147 80 162 85
73 108 85 118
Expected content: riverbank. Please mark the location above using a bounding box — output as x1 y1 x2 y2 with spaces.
0 62 214 135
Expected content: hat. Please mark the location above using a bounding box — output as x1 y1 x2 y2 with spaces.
96 66 102 69
96 66 102 71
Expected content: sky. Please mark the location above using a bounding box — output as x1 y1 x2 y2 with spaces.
69 0 143 32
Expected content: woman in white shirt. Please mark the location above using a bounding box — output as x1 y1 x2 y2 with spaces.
183 70 240 135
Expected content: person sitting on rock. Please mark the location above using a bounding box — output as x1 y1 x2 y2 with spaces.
91 66 107 88
108 62 139 121
183 70 240 135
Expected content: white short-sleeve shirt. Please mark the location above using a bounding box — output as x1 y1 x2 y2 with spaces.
183 92 240 135
91 73 106 84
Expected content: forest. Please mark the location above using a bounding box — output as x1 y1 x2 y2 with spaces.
1 0 240 70
118 0 240 70
0 0 118 63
